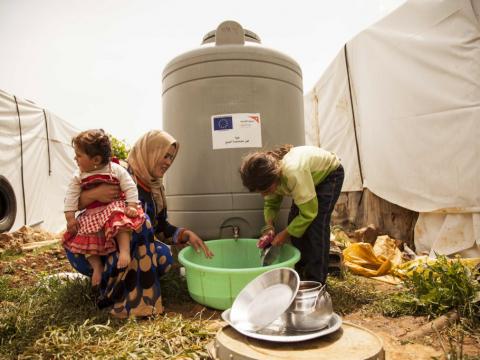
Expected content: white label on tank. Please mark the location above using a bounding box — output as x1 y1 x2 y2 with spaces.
211 113 262 149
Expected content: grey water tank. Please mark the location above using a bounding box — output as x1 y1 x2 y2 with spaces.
162 20 305 240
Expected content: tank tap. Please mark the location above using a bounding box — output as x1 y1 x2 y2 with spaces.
220 224 240 241
233 225 240 241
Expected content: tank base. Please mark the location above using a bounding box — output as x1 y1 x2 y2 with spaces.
207 321 384 360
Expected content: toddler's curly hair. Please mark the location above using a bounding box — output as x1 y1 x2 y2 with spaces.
72 129 112 166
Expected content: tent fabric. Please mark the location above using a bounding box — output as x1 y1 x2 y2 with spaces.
304 0 479 256
0 89 78 233
304 53 363 192
304 0 480 213
415 212 480 258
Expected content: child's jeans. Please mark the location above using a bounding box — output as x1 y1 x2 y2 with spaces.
289 165 344 284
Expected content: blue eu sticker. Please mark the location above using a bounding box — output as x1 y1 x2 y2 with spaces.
213 116 233 130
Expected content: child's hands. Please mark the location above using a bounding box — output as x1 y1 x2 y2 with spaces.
258 229 275 249
271 228 289 247
124 204 138 218
66 218 79 234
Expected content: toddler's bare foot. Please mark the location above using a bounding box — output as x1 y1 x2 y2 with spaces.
117 251 131 268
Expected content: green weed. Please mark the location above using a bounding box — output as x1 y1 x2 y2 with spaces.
378 256 480 325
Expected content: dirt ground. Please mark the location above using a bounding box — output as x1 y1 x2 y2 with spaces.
0 226 62 253
164 295 480 360
0 243 71 287
1 228 479 359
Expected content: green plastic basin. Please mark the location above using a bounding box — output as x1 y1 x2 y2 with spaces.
178 238 300 310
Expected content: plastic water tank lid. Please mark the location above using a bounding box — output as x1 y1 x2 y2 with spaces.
201 20 261 46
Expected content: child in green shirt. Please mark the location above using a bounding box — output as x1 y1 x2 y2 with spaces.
240 144 344 284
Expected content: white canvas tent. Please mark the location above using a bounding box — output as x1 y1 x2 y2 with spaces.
304 0 480 256
0 89 78 233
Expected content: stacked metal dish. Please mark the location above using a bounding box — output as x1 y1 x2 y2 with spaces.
225 267 341 342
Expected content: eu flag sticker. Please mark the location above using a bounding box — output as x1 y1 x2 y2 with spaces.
213 116 233 131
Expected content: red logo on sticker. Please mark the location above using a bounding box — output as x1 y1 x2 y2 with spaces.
249 115 260 123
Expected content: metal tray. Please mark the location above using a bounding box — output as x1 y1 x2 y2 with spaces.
229 267 299 332
222 308 342 343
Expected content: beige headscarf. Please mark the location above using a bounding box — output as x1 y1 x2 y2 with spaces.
127 130 178 212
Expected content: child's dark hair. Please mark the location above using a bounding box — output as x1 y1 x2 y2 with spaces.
72 129 112 166
239 144 293 192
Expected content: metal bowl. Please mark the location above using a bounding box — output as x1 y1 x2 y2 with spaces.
229 267 300 332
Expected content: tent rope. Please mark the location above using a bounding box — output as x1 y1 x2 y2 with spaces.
13 95 27 226
344 44 365 191
42 109 52 175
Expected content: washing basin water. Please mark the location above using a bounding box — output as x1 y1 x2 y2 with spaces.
178 238 300 310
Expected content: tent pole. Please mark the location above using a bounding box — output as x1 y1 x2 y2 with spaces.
344 44 365 205
13 96 27 226
42 109 52 175
344 44 363 184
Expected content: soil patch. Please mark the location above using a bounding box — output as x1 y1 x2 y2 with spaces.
0 246 70 286
0 226 62 253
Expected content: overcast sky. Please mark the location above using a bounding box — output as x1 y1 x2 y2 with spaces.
0 0 404 145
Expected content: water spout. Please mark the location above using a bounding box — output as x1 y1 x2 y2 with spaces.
220 224 240 241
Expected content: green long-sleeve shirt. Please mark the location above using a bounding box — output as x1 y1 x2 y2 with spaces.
264 146 340 238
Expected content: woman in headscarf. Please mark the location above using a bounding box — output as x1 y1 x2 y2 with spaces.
65 130 213 318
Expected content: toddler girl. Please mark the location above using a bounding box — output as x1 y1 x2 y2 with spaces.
63 129 144 286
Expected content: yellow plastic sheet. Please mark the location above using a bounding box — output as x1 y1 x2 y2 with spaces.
343 236 480 283
342 242 392 277
373 235 403 266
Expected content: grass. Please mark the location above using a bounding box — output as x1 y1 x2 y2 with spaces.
371 255 480 359
160 268 192 306
0 276 23 301
327 271 380 315
433 324 480 360
0 257 385 358
21 314 215 359
0 272 215 359
376 256 480 326
0 270 383 359
0 248 24 262
328 260 480 359
2 245 479 359
0 276 107 357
